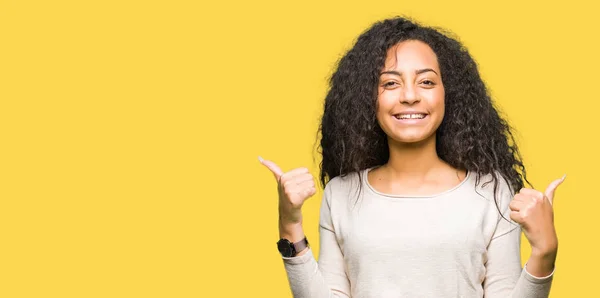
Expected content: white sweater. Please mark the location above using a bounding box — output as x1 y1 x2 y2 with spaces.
282 168 553 297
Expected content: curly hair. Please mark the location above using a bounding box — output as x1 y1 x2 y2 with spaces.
318 16 530 211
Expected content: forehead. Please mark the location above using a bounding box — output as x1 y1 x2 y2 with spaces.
383 40 440 71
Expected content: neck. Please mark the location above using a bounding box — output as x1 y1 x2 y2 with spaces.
384 135 445 178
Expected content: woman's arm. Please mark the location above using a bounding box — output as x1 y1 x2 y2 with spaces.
261 158 350 297
484 175 564 297
282 187 350 297
483 222 554 298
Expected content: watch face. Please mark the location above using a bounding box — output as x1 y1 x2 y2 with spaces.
277 239 295 257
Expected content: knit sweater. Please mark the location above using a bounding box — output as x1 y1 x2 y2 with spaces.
282 168 553 297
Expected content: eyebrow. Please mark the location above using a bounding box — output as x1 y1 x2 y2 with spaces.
380 68 438 76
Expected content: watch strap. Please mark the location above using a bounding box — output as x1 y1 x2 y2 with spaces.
293 237 309 254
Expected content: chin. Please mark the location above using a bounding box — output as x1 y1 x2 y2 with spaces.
389 132 435 145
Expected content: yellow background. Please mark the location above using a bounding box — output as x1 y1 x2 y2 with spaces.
1 0 598 297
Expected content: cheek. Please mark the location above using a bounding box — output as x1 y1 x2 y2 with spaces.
431 89 445 115
375 91 400 134
376 89 399 115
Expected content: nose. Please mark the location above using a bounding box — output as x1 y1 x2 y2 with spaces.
399 84 419 105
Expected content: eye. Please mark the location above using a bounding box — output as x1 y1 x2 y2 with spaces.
421 80 435 85
383 81 398 87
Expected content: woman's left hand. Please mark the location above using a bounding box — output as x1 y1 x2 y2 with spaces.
509 175 566 257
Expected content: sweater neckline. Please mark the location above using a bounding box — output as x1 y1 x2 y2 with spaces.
362 167 471 199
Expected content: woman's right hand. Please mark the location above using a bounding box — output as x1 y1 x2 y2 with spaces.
259 156 317 226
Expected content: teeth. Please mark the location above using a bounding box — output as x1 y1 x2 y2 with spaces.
395 114 426 119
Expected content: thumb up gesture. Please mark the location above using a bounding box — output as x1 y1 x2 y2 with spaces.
509 175 566 256
259 156 317 225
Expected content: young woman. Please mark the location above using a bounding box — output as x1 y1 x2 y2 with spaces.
260 16 565 298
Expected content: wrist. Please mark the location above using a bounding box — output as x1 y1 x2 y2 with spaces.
527 246 558 278
278 219 304 243
531 240 558 259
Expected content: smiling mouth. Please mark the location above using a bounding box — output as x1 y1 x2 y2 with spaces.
393 113 428 120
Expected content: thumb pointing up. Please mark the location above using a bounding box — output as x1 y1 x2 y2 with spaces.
258 156 317 222
259 156 284 181
545 174 567 205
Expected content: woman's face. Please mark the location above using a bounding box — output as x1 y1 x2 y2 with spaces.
376 40 445 144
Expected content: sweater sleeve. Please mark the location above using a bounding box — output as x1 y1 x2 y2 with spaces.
281 182 351 298
483 179 554 298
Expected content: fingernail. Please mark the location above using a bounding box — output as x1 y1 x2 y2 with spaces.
258 156 264 163
561 174 567 181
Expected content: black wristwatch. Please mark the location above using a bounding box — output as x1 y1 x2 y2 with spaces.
277 237 309 257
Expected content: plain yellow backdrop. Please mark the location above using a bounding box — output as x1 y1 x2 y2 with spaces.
1 0 598 297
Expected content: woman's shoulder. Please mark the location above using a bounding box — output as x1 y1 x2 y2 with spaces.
467 170 516 206
321 169 369 204
325 170 364 193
